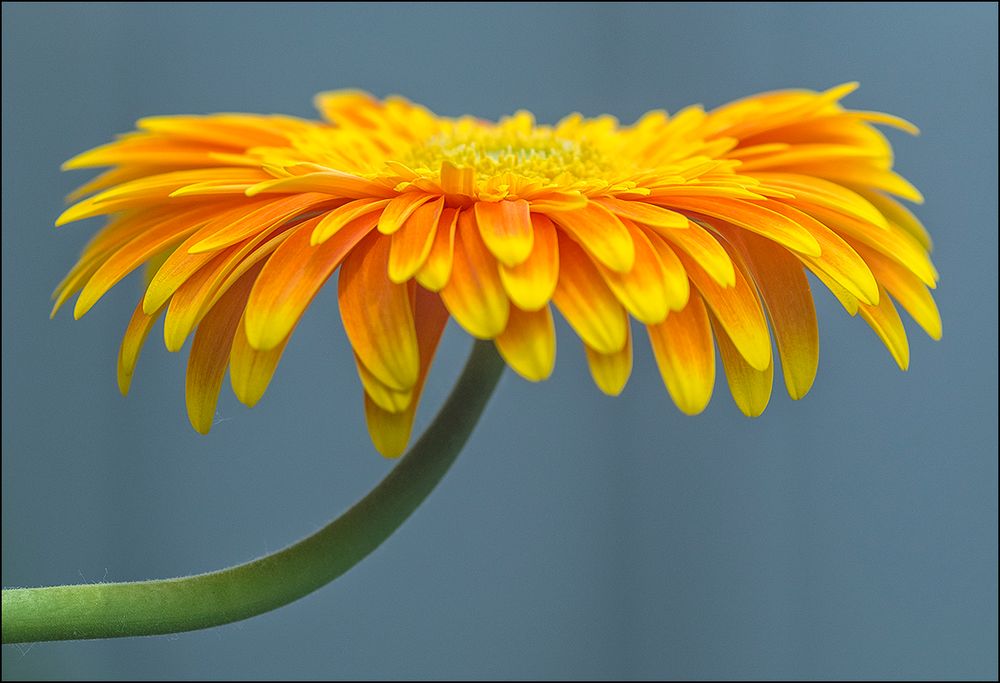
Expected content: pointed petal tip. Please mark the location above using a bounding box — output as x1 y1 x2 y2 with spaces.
233 386 263 409
594 380 626 397
740 345 773 374
522 366 554 382
894 348 911 372
860 283 881 307
675 400 709 417
375 442 407 459
385 268 409 286
54 209 78 228
739 404 769 418
164 336 185 354
829 81 861 100
188 413 213 435
367 417 411 459
785 378 816 402
885 337 910 372
60 151 102 171
243 324 286 353
72 297 93 320
494 348 554 383
142 291 164 317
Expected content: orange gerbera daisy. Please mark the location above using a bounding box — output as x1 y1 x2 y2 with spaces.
54 83 940 456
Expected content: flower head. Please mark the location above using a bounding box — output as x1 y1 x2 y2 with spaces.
55 83 940 456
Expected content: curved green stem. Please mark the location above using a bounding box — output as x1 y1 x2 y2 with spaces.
2 339 505 644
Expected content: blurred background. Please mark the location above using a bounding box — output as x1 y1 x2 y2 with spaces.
2 3 997 680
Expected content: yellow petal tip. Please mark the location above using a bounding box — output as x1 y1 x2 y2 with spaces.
188 415 212 435
72 298 92 320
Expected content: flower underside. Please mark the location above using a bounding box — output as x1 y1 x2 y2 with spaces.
55 83 940 456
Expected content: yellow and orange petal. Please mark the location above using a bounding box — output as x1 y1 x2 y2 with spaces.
55 84 940 456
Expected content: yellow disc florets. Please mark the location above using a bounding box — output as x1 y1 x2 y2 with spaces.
402 113 623 184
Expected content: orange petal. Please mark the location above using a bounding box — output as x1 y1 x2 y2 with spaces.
311 197 390 245
363 288 450 457
805 263 861 315
338 234 419 391
62 139 226 172
547 201 635 273
551 232 628 354
117 299 165 396
185 268 256 433
797 202 937 287
647 294 716 415
57 170 268 225
439 210 510 338
74 209 209 318
64 211 163 268
851 110 920 135
850 241 942 340
163 228 293 352
414 207 459 291
584 324 633 396
144 250 173 288
640 229 691 312
712 314 774 417
136 113 309 147
525 191 587 213
497 214 559 312
439 161 476 197
230 313 291 407
66 167 159 202
378 192 439 234
725 229 819 400
143 234 226 315
733 144 886 173
780 163 923 203
52 252 108 319
354 353 414 413
175 197 271 247
141 202 283 314
664 197 821 256
244 213 377 350
858 285 910 370
595 220 673 324
654 220 736 287
594 197 688 229
676 245 772 372
475 199 534 266
388 197 444 283
246 170 393 200
849 187 933 251
753 172 889 230
784 212 880 305
494 304 556 382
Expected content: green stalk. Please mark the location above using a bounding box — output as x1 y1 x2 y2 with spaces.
2 339 505 644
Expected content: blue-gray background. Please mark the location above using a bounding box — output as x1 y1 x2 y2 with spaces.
3 2 997 680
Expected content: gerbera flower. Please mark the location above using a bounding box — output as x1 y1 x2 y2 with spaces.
54 83 940 457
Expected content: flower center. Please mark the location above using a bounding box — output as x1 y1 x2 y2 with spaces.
402 122 622 182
